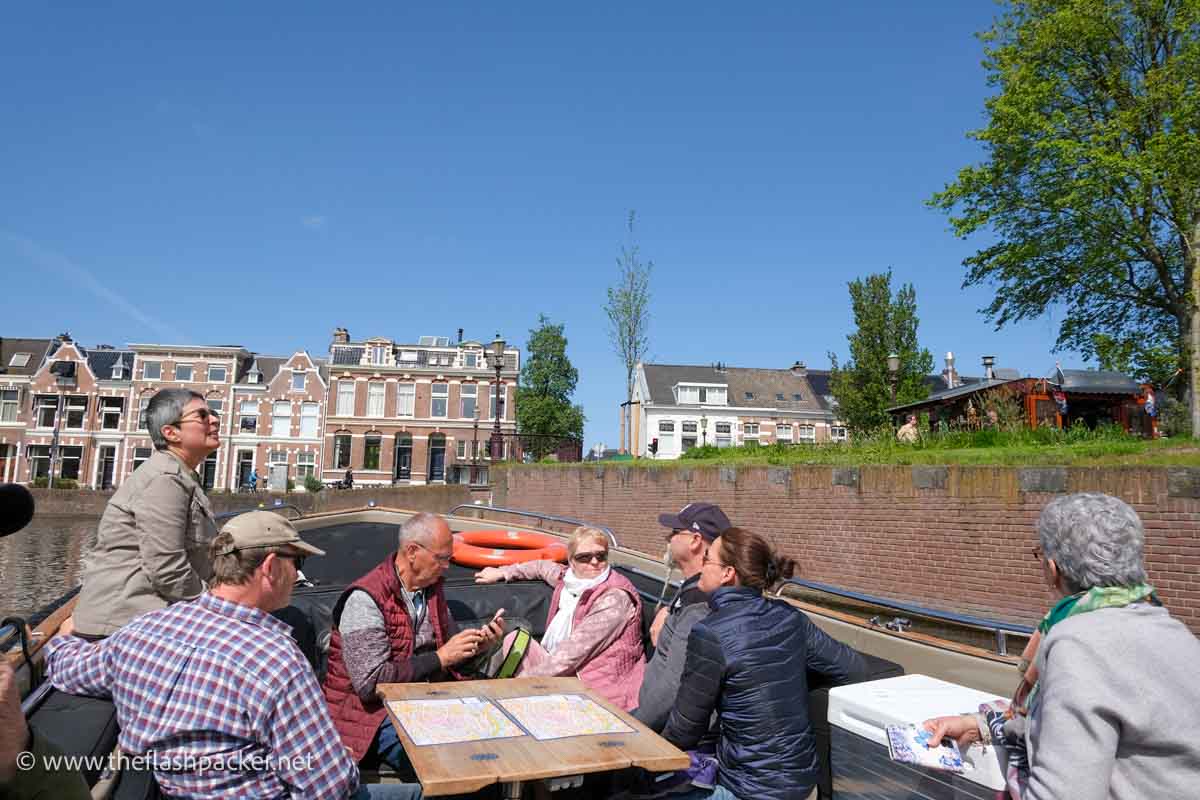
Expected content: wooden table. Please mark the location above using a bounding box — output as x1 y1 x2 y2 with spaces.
378 677 689 797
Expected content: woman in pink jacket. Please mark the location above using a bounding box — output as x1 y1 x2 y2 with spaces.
475 526 646 710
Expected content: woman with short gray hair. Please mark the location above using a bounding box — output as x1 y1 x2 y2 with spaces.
72 389 222 637
925 493 1200 799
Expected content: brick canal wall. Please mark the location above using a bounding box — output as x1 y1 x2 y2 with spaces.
27 484 472 518
494 465 1200 635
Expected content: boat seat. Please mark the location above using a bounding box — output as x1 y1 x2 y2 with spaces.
808 650 905 800
26 688 120 787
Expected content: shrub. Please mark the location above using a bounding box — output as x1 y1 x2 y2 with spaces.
286 478 296 493
303 474 324 493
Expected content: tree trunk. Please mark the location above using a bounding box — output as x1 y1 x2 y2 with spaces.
1190 218 1200 438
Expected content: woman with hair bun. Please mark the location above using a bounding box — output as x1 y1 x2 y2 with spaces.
661 527 864 800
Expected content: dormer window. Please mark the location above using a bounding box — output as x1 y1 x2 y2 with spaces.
464 352 478 368
369 344 388 365
111 363 125 380
675 384 727 406
247 370 262 384
8 353 31 368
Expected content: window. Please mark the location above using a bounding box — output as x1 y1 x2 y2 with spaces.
715 422 733 448
334 434 352 469
397 383 415 416
743 423 759 437
793 393 803 402
111 363 125 380
776 393 786 401
8 353 31 368
798 424 816 442
292 371 306 392
336 381 355 416
207 399 223 415
489 383 506 420
1 390 19 422
175 364 193 382
682 421 697 433
677 386 699 404
464 352 477 368
272 401 291 437
208 366 227 383
142 361 161 380
831 426 848 442
460 384 477 418
59 446 83 480
239 401 258 432
27 446 50 479
431 384 448 418
138 397 151 430
658 420 675 452
132 447 152 472
35 396 57 428
367 382 386 417
364 434 381 470
707 387 727 405
247 369 262 384
776 424 792 442
369 345 388 365
456 440 467 459
297 452 316 479
269 450 287 465
100 397 123 429
744 392 755 401
300 403 319 437
398 350 418 363
65 396 87 429
394 434 412 480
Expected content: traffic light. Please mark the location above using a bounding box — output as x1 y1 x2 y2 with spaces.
648 438 659 455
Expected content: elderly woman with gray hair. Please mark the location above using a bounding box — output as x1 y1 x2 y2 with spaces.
924 492 1200 800
72 389 221 638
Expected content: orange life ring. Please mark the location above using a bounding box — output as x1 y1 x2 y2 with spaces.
452 529 569 568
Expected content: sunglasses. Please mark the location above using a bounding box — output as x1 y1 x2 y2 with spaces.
572 551 609 565
174 408 220 425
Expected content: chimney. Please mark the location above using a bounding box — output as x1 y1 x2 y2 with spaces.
457 328 464 344
942 351 958 389
982 355 996 381
332 327 350 345
790 360 808 378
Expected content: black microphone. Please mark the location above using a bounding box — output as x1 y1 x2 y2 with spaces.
0 483 35 537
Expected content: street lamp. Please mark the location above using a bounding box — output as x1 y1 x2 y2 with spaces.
887 352 901 404
700 413 708 446
489 334 506 461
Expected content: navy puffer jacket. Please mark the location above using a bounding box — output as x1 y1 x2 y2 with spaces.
662 586 864 800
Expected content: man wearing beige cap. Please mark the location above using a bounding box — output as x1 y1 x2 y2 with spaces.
47 512 420 799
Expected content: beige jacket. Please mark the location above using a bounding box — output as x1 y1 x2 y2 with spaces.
74 449 218 636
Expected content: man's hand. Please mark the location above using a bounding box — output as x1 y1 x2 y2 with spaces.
478 609 505 650
474 567 506 584
649 607 669 647
436 629 484 668
922 714 980 749
0 662 31 783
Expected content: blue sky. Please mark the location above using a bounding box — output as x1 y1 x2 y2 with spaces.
1 2 1087 448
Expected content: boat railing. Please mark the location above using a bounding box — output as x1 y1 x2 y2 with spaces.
214 503 306 523
779 578 1035 656
447 503 619 548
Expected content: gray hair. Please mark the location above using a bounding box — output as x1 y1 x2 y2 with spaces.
146 389 205 450
398 512 446 548
1038 493 1148 593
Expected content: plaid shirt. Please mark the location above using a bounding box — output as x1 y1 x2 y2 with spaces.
45 593 360 800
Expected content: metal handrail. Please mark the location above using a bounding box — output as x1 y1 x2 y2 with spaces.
779 577 1034 656
214 503 305 523
447 504 619 548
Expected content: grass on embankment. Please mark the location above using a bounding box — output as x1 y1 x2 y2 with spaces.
522 425 1200 468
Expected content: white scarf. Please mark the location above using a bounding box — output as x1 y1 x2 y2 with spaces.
541 565 611 653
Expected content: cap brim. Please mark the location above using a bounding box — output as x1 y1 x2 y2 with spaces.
658 513 686 530
289 540 326 557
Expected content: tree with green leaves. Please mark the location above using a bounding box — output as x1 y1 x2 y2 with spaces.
829 271 934 432
932 0 1200 435
604 210 652 452
516 314 585 460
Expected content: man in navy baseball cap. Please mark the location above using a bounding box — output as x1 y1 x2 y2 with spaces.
635 501 730 732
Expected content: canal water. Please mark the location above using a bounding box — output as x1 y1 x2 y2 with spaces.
0 514 99 621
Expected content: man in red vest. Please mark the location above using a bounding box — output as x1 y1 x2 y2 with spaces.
322 513 503 772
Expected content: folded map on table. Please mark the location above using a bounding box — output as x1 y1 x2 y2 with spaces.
498 693 633 741
388 696 525 746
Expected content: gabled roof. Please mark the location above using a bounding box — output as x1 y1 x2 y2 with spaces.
235 355 287 384
0 337 53 376
86 349 135 381
640 363 828 413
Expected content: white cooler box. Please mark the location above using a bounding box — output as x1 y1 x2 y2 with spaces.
827 674 1008 799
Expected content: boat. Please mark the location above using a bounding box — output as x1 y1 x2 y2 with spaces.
5 501 1031 799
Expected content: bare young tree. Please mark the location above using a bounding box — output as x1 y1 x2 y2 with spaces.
605 210 652 452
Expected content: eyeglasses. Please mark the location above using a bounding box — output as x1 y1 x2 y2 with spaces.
174 408 220 425
279 553 306 572
572 551 608 565
414 541 453 565
702 552 727 569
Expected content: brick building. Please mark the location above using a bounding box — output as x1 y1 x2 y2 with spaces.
322 328 519 486
1 337 57 482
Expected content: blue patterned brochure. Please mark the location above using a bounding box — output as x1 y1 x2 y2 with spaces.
885 724 965 773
